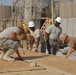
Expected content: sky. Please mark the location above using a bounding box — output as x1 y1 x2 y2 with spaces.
0 0 14 6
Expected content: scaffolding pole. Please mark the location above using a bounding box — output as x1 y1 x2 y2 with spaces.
51 0 54 24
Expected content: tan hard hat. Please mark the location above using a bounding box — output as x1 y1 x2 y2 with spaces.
59 33 68 43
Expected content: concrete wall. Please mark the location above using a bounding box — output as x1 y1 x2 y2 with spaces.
60 1 76 37
60 1 76 18
61 18 76 37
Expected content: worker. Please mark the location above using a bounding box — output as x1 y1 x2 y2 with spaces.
28 21 40 52
56 33 76 59
0 23 31 61
45 17 62 55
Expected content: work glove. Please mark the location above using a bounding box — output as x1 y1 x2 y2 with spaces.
15 56 24 61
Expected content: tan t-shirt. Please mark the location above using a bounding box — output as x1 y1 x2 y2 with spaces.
29 29 40 42
69 37 76 49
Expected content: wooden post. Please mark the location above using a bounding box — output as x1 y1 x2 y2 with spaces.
51 0 54 24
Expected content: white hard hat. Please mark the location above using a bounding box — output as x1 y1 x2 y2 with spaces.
55 17 62 23
28 21 35 27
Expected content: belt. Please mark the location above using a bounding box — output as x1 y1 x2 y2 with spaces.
49 39 59 42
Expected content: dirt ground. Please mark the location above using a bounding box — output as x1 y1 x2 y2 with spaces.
0 50 76 75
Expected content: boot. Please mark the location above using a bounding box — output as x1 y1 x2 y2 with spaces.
3 49 15 61
3 55 15 61
0 52 4 59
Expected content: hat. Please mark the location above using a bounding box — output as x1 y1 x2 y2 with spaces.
59 33 68 43
55 17 62 23
19 24 28 33
28 21 35 27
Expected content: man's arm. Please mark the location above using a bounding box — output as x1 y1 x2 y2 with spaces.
10 32 19 41
45 32 49 41
16 49 22 57
15 49 23 60
26 33 32 50
10 32 23 60
36 37 40 48
64 47 74 58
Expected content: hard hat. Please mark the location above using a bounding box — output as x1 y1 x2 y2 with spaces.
55 17 62 23
28 21 35 27
59 33 68 43
19 24 28 33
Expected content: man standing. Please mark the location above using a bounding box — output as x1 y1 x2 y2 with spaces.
45 17 62 55
28 21 40 52
0 24 30 61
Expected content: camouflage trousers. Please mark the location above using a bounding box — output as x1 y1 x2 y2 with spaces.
47 39 59 55
0 39 19 52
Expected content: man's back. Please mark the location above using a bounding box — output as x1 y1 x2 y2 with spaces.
69 37 76 50
0 27 20 39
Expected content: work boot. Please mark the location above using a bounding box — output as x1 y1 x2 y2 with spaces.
0 52 4 59
2 49 15 61
3 55 15 61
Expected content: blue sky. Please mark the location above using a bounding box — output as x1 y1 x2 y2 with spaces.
0 0 14 6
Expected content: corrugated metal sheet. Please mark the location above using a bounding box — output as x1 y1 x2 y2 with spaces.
60 1 76 18
0 6 11 19
61 18 76 37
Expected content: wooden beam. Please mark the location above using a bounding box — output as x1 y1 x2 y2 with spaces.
32 17 51 20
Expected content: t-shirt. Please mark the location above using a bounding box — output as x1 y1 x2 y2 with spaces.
45 24 62 40
69 37 76 50
0 27 20 39
30 29 40 42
